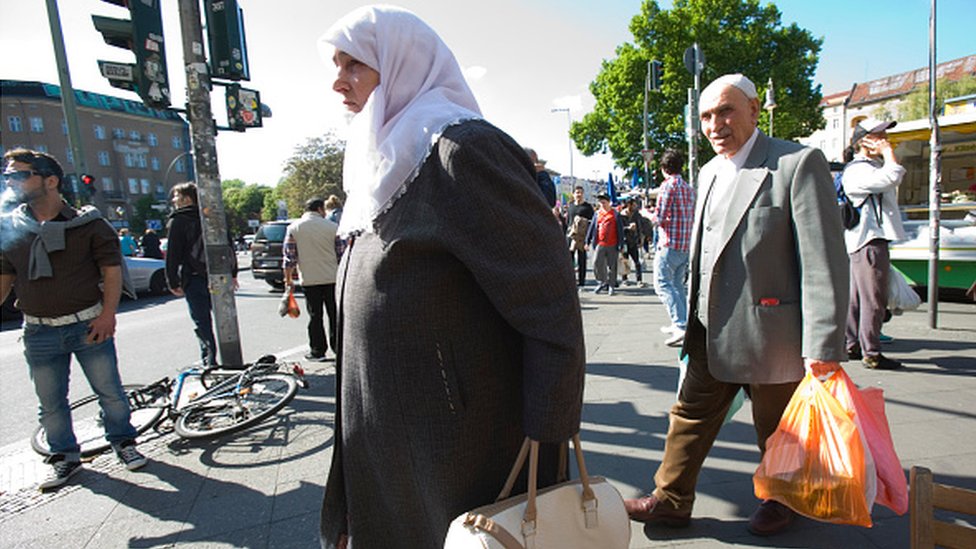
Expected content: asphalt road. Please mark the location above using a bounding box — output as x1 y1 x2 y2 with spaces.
0 259 311 446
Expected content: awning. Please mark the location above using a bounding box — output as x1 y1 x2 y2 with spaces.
888 112 976 145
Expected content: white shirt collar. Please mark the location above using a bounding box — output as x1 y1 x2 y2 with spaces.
727 128 760 171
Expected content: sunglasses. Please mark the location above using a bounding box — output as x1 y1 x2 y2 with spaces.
2 170 43 183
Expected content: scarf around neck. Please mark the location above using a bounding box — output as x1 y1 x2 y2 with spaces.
319 5 482 237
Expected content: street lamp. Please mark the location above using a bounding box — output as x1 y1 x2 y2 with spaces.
551 107 573 177
763 77 777 138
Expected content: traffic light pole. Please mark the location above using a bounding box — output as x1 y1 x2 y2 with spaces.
177 0 243 366
44 0 87 205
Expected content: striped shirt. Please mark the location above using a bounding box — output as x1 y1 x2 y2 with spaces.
654 174 695 252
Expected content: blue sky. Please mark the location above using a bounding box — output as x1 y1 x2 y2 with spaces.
1 0 972 184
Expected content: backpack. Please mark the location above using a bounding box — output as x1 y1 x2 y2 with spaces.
834 171 860 230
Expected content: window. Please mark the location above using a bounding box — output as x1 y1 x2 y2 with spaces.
175 158 186 173
98 151 111 166
150 157 160 171
140 179 150 194
128 178 139 194
137 154 148 169
36 144 48 153
62 120 68 135
65 148 74 165
832 119 839 129
8 116 22 132
29 117 44 133
147 133 158 147
113 128 125 139
155 183 165 197
129 130 141 141
171 135 182 149
94 125 106 140
101 177 113 191
124 153 135 168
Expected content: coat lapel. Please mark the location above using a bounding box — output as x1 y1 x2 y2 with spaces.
715 133 770 258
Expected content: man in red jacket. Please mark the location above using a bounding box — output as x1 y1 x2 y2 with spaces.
585 193 625 295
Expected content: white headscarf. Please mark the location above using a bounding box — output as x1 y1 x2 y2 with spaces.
319 5 482 237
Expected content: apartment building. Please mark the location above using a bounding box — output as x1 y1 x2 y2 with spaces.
1 80 192 228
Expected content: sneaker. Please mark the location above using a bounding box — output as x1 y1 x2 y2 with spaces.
115 440 147 471
863 354 902 370
608 287 615 296
38 455 82 490
592 284 606 295
660 325 677 334
665 330 685 347
304 352 328 362
879 333 894 343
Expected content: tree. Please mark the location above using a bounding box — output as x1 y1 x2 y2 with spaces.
275 133 345 217
222 179 273 236
572 0 825 179
129 195 157 236
898 75 976 121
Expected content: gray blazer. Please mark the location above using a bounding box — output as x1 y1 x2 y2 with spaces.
686 132 849 385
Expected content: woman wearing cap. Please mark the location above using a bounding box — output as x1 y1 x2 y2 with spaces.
317 6 585 548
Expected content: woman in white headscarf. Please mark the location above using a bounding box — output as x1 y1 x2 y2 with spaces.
318 6 585 548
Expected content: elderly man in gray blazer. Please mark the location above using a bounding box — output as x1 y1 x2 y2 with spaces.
624 74 849 536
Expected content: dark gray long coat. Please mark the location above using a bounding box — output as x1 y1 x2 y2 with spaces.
320 120 586 548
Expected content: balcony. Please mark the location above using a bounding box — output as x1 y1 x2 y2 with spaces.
102 190 126 201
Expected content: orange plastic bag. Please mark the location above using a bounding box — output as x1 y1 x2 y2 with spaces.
754 372 872 527
286 289 301 318
824 368 908 515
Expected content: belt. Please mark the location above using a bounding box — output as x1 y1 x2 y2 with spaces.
23 303 104 327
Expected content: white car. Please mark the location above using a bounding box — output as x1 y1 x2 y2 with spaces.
124 256 168 295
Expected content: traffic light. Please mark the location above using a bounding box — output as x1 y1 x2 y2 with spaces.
226 84 263 131
92 0 171 109
81 173 96 195
205 0 250 81
650 60 664 91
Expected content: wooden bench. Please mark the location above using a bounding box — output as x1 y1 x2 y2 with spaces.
910 466 976 549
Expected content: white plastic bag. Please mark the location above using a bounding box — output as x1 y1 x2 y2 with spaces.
888 266 921 311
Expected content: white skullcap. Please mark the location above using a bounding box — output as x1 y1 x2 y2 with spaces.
702 73 758 100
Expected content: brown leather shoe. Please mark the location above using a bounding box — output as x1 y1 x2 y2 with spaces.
748 499 795 536
623 494 691 527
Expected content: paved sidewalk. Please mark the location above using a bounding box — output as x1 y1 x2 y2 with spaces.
1 281 973 548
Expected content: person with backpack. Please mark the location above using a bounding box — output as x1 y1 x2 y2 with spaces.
165 182 238 366
841 119 907 370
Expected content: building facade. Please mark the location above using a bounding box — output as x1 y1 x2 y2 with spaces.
1 80 192 228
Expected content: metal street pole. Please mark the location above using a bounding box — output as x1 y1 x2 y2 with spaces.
644 62 651 187
178 0 243 365
44 0 87 205
927 0 941 328
551 108 573 177
684 43 704 188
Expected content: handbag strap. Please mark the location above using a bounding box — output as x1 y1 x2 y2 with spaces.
462 513 524 549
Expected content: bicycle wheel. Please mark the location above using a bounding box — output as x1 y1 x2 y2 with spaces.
31 384 165 458
173 373 298 439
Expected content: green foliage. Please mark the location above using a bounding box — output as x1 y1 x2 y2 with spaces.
222 179 272 236
898 75 976 121
275 133 345 218
129 195 157 236
572 0 825 176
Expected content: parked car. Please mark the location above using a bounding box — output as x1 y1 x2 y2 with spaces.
250 220 294 289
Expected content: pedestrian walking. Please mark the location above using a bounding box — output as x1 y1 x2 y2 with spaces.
1 148 147 491
651 149 696 347
118 228 137 257
140 228 163 259
283 197 340 362
317 6 585 548
622 74 849 537
565 185 594 287
165 182 238 366
585 192 624 295
842 118 907 370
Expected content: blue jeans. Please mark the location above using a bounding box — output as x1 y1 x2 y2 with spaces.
23 321 136 459
654 246 690 330
183 274 217 365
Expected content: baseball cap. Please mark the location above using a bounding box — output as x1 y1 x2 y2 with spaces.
851 118 897 147
596 193 611 201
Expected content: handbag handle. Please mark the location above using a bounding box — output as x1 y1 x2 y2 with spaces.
495 434 599 544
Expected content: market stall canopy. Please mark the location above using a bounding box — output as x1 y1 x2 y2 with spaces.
888 111 976 145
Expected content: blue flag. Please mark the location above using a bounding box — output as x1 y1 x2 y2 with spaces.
607 173 618 205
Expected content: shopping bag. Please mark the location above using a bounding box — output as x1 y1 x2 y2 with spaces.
888 266 921 311
754 372 873 527
823 369 908 515
278 288 301 318
444 435 630 549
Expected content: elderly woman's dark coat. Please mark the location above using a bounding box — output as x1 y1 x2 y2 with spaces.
319 120 586 548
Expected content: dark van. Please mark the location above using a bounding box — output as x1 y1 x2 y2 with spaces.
250 220 293 289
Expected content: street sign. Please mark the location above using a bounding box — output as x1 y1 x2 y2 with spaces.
225 84 262 131
247 219 260 228
683 44 705 76
641 149 655 167
98 60 135 82
147 219 163 230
